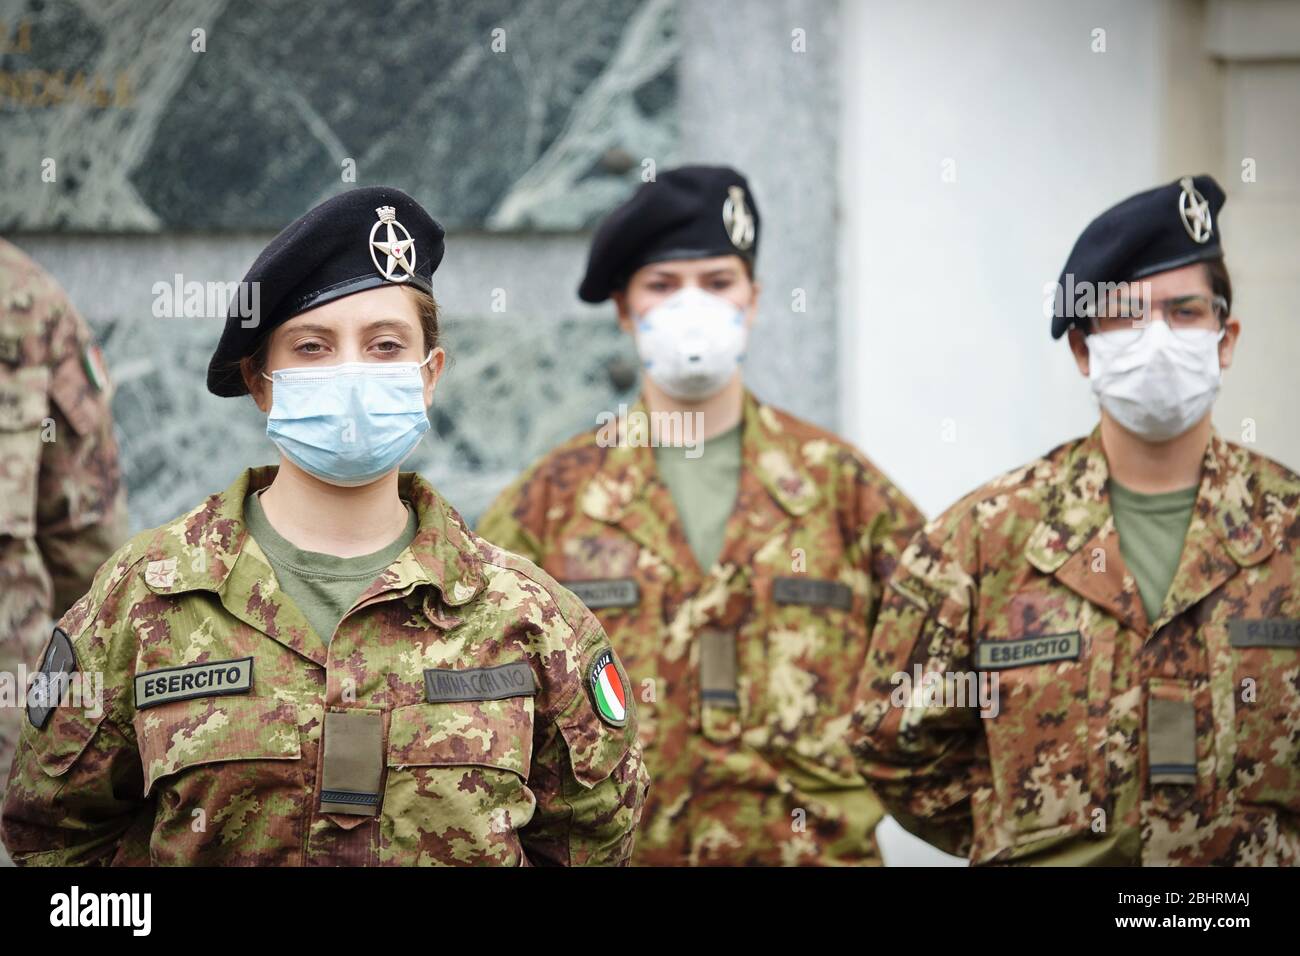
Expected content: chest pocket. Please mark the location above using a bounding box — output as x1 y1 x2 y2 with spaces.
134 696 302 795
132 695 304 864
0 364 49 537
382 696 535 866
387 696 534 776
1211 615 1300 813
976 625 1102 848
750 570 869 771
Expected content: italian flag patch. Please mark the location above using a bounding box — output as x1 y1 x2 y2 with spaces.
588 648 627 727
82 344 108 392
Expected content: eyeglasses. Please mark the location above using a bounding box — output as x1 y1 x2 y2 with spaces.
1089 294 1227 335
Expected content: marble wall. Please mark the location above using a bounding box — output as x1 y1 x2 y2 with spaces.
0 0 677 231
5 0 841 530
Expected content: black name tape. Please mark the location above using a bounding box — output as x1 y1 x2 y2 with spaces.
975 632 1081 671
134 657 254 710
772 577 853 610
562 578 640 609
1229 619 1300 649
424 662 537 703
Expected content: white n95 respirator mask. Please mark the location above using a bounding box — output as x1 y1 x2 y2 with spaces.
1086 321 1224 442
633 287 748 401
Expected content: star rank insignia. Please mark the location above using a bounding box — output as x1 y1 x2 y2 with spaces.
1177 177 1213 244
722 185 756 252
369 205 417 281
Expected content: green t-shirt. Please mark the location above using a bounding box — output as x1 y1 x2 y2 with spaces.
243 492 418 646
653 423 743 572
1108 479 1198 624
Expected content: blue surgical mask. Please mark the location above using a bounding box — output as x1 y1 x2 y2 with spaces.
262 352 433 487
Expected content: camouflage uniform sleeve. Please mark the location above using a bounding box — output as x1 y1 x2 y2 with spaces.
856 462 925 634
476 464 548 565
34 284 127 616
521 612 649 866
850 507 985 858
0 544 146 866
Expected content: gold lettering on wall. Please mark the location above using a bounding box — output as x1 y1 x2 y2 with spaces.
0 20 135 109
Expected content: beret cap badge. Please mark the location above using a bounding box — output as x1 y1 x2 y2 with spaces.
1050 173 1225 339
576 165 760 303
205 186 444 396
369 205 417 282
722 185 756 252
1177 176 1213 244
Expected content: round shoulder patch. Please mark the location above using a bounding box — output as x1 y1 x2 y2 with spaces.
27 627 77 730
587 648 627 727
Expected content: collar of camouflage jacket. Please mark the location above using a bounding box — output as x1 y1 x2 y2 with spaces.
579 389 821 526
139 465 487 616
1024 426 1274 633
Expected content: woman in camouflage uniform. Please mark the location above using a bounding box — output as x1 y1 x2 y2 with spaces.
479 166 923 865
1 187 647 867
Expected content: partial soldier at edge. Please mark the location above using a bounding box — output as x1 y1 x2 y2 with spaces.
851 176 1300 865
0 238 127 866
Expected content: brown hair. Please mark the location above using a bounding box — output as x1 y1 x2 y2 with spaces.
241 285 442 386
1204 256 1233 316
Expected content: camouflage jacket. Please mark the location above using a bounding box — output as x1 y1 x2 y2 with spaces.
0 239 126 854
478 390 923 865
851 427 1300 865
1 467 647 866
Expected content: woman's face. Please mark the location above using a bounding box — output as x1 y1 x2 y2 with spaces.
246 284 444 412
612 255 759 333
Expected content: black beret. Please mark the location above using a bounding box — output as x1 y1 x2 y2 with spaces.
1052 174 1226 339
207 186 445 396
578 165 760 304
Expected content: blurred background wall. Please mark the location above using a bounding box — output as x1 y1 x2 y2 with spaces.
841 0 1300 519
2 0 841 530
3 0 1297 865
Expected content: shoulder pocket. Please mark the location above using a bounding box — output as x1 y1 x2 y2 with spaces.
0 364 49 537
29 698 110 778
558 704 635 789
556 637 637 789
558 722 630 788
133 696 301 796
49 351 104 437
